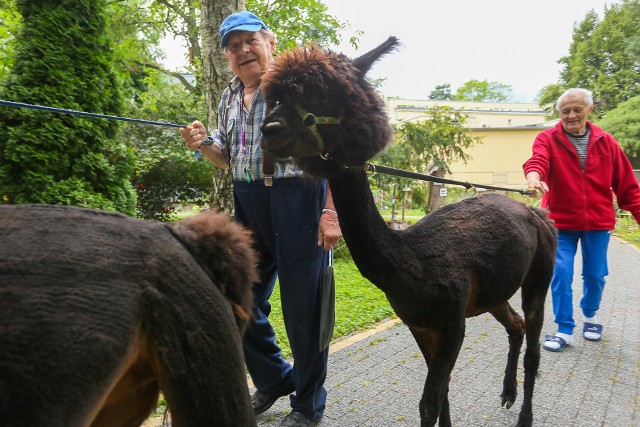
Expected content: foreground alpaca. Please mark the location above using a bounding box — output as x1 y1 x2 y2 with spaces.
0 204 258 427
259 37 557 427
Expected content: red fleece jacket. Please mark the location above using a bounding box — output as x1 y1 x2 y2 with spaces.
523 121 640 230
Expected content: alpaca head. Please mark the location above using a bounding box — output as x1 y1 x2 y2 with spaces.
260 36 400 177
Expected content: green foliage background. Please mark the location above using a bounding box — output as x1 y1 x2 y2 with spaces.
596 95 640 168
0 0 136 214
1 0 638 217
538 1 640 118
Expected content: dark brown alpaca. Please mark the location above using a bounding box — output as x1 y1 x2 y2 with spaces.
0 204 258 427
259 37 557 427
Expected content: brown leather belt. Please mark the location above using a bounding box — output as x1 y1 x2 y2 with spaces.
262 150 275 186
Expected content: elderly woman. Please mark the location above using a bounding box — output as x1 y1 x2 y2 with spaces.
524 88 640 352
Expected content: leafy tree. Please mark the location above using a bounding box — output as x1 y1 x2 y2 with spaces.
248 0 345 50
596 94 640 168
0 0 20 79
393 106 481 212
626 0 640 60
536 83 565 113
125 71 212 220
429 83 453 100
539 1 640 116
584 2 640 111
455 79 512 102
0 0 136 214
99 0 216 218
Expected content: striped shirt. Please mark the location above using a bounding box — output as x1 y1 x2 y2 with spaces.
212 76 303 181
565 126 590 171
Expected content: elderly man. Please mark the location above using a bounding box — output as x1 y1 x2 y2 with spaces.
524 88 640 353
180 11 342 426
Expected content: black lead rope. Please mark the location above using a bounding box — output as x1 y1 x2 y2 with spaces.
367 163 534 196
0 99 187 128
0 99 533 195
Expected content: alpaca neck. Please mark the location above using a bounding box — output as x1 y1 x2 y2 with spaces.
329 170 400 293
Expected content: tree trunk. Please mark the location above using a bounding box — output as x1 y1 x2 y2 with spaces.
199 0 244 213
427 169 447 213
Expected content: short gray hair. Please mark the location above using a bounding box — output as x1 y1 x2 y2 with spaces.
556 88 594 111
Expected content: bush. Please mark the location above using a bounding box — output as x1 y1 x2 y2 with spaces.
0 0 136 215
133 155 214 221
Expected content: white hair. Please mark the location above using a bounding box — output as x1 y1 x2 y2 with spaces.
556 88 594 111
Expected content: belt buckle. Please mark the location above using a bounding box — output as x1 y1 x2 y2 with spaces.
264 176 273 187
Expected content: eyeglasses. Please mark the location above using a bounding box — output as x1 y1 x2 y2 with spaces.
225 35 265 54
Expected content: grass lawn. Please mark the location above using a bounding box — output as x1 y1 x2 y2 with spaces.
614 215 640 247
268 258 395 359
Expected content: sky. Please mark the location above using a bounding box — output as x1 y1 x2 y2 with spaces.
161 0 623 103
320 0 622 102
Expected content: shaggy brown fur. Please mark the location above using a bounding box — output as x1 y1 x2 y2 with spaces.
0 204 258 427
260 37 558 427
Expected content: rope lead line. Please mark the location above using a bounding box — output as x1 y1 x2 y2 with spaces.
0 99 187 128
1 99 532 195
367 163 533 196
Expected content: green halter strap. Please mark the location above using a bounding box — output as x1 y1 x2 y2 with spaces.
294 105 341 158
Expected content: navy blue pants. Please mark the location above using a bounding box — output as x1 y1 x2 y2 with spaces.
233 178 329 421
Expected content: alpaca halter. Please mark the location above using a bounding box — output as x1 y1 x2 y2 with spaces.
294 105 341 159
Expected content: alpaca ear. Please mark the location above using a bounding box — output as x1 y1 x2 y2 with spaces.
352 36 401 77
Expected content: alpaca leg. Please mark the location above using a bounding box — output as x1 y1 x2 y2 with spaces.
515 322 541 427
516 279 549 427
409 325 463 427
489 302 525 409
438 387 451 427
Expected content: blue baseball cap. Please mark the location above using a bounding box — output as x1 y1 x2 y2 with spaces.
219 11 269 48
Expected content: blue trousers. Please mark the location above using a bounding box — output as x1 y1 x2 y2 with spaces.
233 178 329 421
551 230 610 335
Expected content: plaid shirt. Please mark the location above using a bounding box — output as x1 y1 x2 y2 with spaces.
212 76 303 181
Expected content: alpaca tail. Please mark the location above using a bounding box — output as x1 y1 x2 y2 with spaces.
142 279 256 427
530 207 558 269
530 207 557 241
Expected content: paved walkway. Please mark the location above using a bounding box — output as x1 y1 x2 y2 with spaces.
257 237 640 426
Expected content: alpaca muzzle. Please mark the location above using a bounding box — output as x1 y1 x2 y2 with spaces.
259 119 294 159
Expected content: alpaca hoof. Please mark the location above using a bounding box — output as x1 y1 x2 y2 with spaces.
500 392 516 409
420 408 437 427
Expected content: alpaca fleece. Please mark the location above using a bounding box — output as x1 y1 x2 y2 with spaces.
0 204 258 427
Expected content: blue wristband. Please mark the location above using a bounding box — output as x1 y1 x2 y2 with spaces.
195 137 214 161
